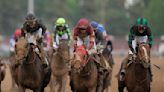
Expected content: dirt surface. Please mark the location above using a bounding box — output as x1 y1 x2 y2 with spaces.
1 56 164 92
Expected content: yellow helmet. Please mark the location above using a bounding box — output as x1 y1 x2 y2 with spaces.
55 18 66 26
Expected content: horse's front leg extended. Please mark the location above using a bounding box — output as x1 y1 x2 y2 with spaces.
61 76 67 92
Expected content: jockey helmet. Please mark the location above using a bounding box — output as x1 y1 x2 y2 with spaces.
56 18 66 26
90 21 98 28
14 29 22 38
77 18 89 29
25 13 36 21
136 17 148 26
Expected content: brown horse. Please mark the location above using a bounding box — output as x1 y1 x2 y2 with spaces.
101 46 114 92
118 43 151 92
12 37 51 92
50 40 70 92
0 57 6 92
70 45 98 92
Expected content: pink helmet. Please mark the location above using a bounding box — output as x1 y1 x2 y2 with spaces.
14 29 22 39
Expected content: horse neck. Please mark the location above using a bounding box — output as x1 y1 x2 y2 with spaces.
102 48 111 56
80 58 95 76
54 51 67 65
133 63 148 80
23 46 38 66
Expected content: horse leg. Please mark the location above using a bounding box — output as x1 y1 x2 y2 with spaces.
49 79 55 92
104 86 111 92
118 81 125 92
88 87 97 92
18 86 25 92
60 76 67 92
0 81 1 92
50 76 58 92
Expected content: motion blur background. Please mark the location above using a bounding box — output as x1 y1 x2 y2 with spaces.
0 0 164 56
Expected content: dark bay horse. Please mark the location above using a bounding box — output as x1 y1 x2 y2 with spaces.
13 37 51 92
50 40 70 92
70 45 98 92
118 43 151 92
101 46 114 92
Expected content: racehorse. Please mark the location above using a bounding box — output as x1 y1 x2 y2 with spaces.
50 40 70 92
118 42 151 92
70 45 98 92
12 37 51 92
101 46 114 92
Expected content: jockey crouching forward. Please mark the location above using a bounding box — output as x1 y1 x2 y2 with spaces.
21 13 49 68
73 18 108 74
90 21 114 68
120 17 153 81
53 18 71 50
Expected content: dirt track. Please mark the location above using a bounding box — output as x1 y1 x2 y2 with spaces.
1 56 164 92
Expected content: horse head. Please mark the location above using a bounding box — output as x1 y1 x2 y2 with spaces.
137 42 150 68
15 37 29 63
57 40 70 62
71 45 89 73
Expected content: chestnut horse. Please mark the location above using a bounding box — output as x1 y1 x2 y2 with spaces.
12 37 51 92
50 40 70 92
118 43 151 92
70 45 98 92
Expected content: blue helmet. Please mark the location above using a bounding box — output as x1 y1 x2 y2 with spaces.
90 21 99 28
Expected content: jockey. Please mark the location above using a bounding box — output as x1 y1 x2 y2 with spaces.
90 21 107 45
53 17 71 50
120 17 153 81
21 13 48 67
9 28 22 55
91 21 114 68
73 18 95 54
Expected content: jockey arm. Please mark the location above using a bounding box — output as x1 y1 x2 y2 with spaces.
128 27 135 53
147 27 153 48
66 27 71 42
53 27 59 48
